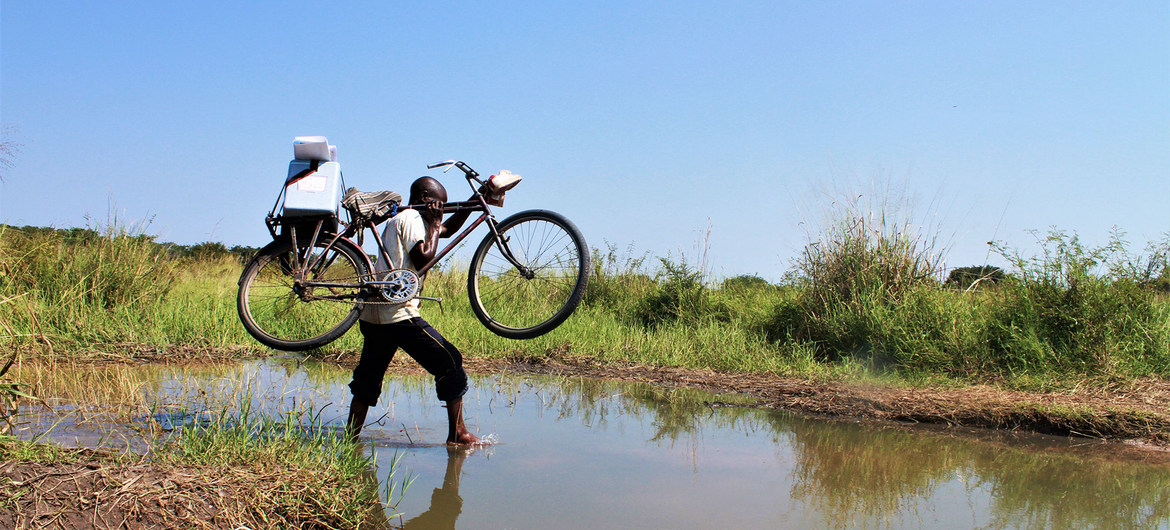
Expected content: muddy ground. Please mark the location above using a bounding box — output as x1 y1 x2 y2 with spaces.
3 345 1169 528
0 450 384 530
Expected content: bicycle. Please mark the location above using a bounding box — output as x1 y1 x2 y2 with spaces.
236 158 590 351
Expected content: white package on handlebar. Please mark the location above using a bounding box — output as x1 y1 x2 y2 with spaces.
487 170 522 193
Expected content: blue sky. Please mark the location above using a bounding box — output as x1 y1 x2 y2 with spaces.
2 1 1167 281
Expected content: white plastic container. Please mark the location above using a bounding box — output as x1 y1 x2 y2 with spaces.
283 161 343 217
293 136 335 161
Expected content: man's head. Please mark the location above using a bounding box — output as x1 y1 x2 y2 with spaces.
409 176 447 205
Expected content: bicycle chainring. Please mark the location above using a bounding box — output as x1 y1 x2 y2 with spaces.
378 268 421 304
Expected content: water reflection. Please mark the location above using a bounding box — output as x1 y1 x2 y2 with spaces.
10 358 1169 529
400 447 467 530
788 420 1170 528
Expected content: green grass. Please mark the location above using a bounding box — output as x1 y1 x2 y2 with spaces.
1 219 1167 390
157 401 404 526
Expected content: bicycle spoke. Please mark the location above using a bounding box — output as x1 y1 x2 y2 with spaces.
240 239 366 347
470 213 588 336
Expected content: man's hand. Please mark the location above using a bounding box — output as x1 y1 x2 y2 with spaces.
421 198 444 229
410 198 446 268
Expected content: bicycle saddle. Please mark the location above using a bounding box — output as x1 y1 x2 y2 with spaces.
342 188 403 222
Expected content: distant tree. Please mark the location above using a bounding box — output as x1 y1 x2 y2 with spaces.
229 244 259 262
945 265 1005 290
720 274 772 291
187 241 230 260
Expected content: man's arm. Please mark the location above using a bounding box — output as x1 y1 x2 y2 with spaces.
437 191 483 238
409 191 485 267
408 199 445 269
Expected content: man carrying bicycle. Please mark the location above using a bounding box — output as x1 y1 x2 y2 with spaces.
345 176 481 445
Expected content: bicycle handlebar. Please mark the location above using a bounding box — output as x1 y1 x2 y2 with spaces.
427 160 480 180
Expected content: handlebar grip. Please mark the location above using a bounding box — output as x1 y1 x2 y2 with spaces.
427 160 455 170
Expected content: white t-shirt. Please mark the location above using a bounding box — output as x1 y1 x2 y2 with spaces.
360 208 428 324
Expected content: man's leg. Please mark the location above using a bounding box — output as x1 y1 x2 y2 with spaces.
445 398 479 445
347 321 398 440
346 396 370 440
395 317 480 445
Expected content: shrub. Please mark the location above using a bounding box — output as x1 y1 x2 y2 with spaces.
945 266 1005 290
582 243 653 311
977 228 1170 376
634 257 730 328
1108 232 1170 292
762 192 946 364
720 274 772 292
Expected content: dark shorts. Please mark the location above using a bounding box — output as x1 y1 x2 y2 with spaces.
349 318 469 405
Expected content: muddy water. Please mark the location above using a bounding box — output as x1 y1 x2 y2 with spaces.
11 357 1170 529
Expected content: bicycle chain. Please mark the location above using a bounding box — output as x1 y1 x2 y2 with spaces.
298 271 420 305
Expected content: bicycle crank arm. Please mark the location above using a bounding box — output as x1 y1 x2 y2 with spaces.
418 296 444 314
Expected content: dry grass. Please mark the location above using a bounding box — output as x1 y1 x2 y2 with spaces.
0 446 389 529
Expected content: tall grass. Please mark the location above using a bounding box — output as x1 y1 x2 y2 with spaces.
980 228 1170 378
0 348 33 438
2 216 1166 388
0 223 175 310
761 190 951 369
0 223 264 352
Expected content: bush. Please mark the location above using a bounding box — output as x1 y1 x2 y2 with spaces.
582 243 653 311
945 266 1005 290
720 274 772 292
1108 232 1170 292
762 193 946 364
982 228 1170 375
634 257 730 328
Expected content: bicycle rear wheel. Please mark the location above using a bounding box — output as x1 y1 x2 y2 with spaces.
237 236 369 351
468 209 590 339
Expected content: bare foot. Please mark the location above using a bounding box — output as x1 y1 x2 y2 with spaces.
447 430 480 446
444 398 479 445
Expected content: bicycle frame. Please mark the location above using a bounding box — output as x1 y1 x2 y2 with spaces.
273 168 532 297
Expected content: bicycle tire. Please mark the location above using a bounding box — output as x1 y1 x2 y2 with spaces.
237 236 370 351
467 209 590 339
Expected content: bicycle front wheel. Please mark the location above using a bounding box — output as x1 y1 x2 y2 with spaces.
237 236 369 351
468 209 590 339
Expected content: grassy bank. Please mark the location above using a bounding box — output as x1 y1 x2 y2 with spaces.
0 402 401 528
1 218 1168 391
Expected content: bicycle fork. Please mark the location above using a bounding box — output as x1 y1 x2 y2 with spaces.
484 217 535 279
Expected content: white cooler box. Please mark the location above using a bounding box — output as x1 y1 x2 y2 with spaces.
282 137 343 218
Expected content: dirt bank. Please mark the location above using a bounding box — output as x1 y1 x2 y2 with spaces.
0 445 387 530
1 454 241 529
438 354 1170 448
